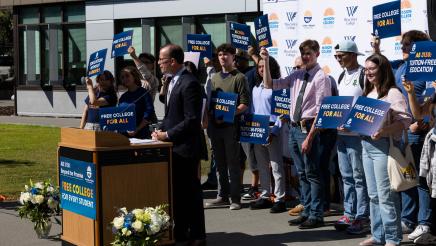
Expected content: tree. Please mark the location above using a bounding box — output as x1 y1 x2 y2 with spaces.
0 9 12 56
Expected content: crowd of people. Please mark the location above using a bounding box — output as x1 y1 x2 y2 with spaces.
79 29 436 246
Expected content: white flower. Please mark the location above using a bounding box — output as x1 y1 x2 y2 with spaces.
47 197 58 209
149 224 160 235
132 208 143 217
34 195 45 204
113 216 124 230
24 185 29 191
47 186 54 193
120 207 128 215
19 192 31 204
131 221 144 232
34 182 44 190
121 227 132 236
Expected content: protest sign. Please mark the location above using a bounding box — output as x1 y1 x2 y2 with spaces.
343 96 391 136
87 48 107 77
184 52 201 68
405 41 436 81
315 96 354 129
230 22 251 51
212 91 238 123
271 88 290 118
187 34 212 59
99 104 136 132
111 30 133 58
239 114 270 144
372 1 401 39
255 14 273 48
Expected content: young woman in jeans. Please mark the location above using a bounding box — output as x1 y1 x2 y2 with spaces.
359 54 411 246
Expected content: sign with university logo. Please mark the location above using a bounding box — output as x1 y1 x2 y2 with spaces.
284 11 298 30
315 96 354 129
271 88 291 118
373 1 401 39
187 34 212 59
59 157 96 220
211 91 238 123
111 30 133 58
255 15 273 48
87 48 107 77
239 114 270 144
405 41 436 81
230 22 251 51
343 96 391 136
99 104 136 132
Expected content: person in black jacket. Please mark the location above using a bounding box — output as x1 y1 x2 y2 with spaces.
152 44 205 246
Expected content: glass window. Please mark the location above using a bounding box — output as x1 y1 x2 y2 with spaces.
42 6 61 24
64 5 85 22
65 26 86 85
41 27 49 84
157 18 182 48
121 19 141 59
19 7 38 24
197 16 226 50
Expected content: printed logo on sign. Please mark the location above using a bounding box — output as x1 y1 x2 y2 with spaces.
347 118 352 125
287 12 297 22
344 36 356 41
317 118 323 125
286 39 297 49
284 66 294 76
323 8 335 28
285 12 298 30
394 36 402 56
412 43 416 52
268 40 279 57
269 13 279 32
86 166 92 179
282 89 287 97
344 6 358 26
284 39 298 57
401 0 412 22
302 10 315 29
321 37 333 57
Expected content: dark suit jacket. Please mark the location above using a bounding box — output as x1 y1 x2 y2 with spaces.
160 69 203 159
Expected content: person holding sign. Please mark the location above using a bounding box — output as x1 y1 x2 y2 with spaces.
80 71 118 130
205 43 250 211
373 30 433 236
263 40 332 229
248 53 287 213
128 46 159 101
333 40 370 234
118 66 155 139
358 54 411 246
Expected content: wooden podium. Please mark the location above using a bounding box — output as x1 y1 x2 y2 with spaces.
58 128 174 246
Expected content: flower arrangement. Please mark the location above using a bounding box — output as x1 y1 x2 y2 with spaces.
111 205 171 246
17 180 61 238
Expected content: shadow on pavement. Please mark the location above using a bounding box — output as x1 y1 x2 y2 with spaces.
0 159 36 166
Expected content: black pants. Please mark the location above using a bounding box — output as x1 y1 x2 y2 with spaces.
172 153 206 241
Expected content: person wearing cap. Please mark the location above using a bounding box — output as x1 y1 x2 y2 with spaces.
333 40 370 235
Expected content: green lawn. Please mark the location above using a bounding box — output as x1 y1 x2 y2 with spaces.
0 124 60 200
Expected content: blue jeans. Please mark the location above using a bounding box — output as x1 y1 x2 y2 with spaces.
288 124 323 220
362 137 402 245
337 135 369 220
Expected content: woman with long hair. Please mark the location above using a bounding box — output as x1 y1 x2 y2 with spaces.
359 53 411 246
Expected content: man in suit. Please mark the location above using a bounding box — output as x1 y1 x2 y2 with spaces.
152 44 206 246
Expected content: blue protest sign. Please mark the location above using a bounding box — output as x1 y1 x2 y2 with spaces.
59 156 96 220
372 1 401 39
271 89 290 118
99 104 136 132
239 114 270 144
111 30 134 58
87 48 107 77
212 91 238 123
343 96 391 136
405 41 436 81
315 96 354 129
187 34 212 59
255 15 272 48
230 22 251 51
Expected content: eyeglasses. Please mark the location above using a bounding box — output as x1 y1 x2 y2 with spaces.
363 67 378 73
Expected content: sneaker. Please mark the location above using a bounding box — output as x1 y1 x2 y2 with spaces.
201 181 217 190
347 218 371 235
229 202 242 210
288 204 304 216
288 215 308 225
204 197 230 208
242 186 258 200
334 215 352 231
298 218 324 229
409 224 436 245
250 199 273 210
401 221 414 234
270 202 287 213
414 232 436 245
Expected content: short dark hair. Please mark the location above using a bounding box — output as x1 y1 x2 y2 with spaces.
162 44 184 64
402 30 430 43
216 43 236 55
299 39 320 53
138 53 156 64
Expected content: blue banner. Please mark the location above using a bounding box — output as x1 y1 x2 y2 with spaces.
271 89 290 118
212 91 238 123
99 104 136 132
405 41 436 81
59 156 96 220
230 22 251 51
255 15 272 48
315 96 354 129
372 1 401 39
239 114 270 144
187 34 212 59
111 30 134 58
87 48 107 77
343 96 391 136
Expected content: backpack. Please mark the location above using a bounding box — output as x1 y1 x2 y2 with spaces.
338 68 365 90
